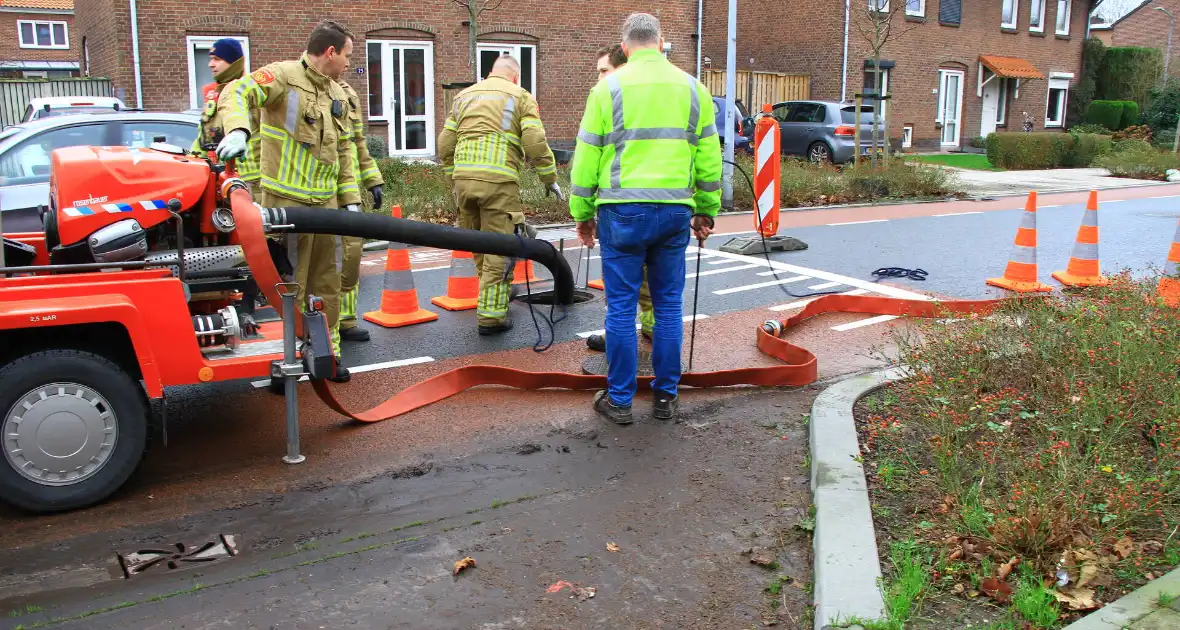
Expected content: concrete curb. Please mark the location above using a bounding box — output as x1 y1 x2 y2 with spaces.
810 366 911 630
1062 566 1180 629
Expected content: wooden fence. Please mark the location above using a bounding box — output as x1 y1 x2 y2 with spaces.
701 70 810 109
1 78 114 128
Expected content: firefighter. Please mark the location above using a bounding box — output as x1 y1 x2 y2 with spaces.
192 38 260 192
437 54 562 335
336 77 385 343
215 20 361 382
583 43 655 354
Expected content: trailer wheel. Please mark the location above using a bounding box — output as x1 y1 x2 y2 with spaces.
0 349 148 513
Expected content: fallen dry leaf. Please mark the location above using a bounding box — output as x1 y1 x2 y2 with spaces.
981 577 1014 604
452 556 476 577
1075 548 1099 563
1145 572 1157 580
996 556 1020 581
1077 561 1099 588
750 552 776 567
546 580 574 593
606 542 620 553
951 583 966 596
1054 585 1099 611
948 548 963 561
1142 540 1165 555
1114 536 1134 559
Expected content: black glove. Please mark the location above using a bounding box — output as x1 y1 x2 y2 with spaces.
369 185 383 209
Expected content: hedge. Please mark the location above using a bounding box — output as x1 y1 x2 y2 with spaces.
1098 47 1164 107
1087 100 1139 131
985 132 1114 170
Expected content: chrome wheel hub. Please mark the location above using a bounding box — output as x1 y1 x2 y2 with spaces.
3 383 118 486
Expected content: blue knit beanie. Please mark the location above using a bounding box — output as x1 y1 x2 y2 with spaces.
210 38 244 64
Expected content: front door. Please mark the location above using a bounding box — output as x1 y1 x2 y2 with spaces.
368 40 435 158
980 76 1000 138
938 69 964 148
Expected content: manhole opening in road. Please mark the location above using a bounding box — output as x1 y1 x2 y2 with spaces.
116 534 238 579
515 289 596 305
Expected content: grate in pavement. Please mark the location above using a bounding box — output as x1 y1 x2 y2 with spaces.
116 534 237 578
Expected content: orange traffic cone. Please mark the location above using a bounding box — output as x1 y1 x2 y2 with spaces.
987 191 1054 293
588 278 604 290
512 259 540 285
362 207 439 328
1052 190 1110 287
430 250 480 310
1158 218 1180 307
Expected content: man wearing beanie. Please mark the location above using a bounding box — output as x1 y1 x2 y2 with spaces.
193 39 260 191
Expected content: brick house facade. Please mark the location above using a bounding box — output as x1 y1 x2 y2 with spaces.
74 1 700 155
0 0 79 78
702 0 1091 150
1100 0 1179 79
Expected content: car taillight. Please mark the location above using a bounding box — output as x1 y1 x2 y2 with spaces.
834 125 856 136
71 102 94 106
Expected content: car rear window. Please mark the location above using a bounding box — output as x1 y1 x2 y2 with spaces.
840 106 878 124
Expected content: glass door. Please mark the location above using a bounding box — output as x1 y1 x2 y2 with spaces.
367 40 435 158
938 69 964 147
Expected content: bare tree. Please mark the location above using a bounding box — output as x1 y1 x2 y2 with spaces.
452 0 505 82
853 0 919 166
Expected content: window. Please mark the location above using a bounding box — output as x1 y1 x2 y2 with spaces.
996 78 1009 124
18 20 68 50
771 103 793 122
1045 78 1069 127
864 67 890 121
1055 0 1071 35
870 0 889 11
367 41 383 118
940 0 962 24
901 126 913 148
1029 0 1045 32
185 36 250 110
1002 0 1019 28
789 103 826 122
906 0 925 17
119 121 198 149
0 124 109 187
476 43 537 95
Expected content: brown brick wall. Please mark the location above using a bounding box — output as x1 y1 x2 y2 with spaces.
701 0 1088 149
74 1 699 143
72 0 136 101
0 11 79 65
1108 0 1179 78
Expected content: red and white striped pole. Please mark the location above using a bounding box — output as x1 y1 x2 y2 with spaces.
753 103 781 237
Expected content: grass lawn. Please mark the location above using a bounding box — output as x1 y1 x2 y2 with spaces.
912 153 1005 171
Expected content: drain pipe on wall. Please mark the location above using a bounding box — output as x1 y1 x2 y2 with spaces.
841 0 851 102
696 0 703 77
129 0 143 109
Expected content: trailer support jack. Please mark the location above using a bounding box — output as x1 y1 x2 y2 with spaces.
274 283 306 465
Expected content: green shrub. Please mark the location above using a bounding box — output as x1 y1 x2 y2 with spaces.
1153 128 1177 150
1087 100 1137 130
1114 138 1154 153
1068 38 1105 126
1097 144 1180 179
365 135 389 160
986 132 1113 169
1068 123 1112 135
1142 77 1180 134
1098 47 1164 107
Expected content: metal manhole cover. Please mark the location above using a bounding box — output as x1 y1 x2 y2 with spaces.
116 534 237 578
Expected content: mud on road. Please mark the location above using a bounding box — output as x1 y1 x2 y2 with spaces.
2 388 817 630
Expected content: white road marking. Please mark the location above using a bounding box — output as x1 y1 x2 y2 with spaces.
1151 195 1180 199
933 211 983 217
831 314 899 332
1105 199 1128 203
411 265 451 273
713 276 810 295
826 219 888 226
694 246 930 301
686 263 762 279
1040 205 1061 208
251 356 435 388
808 281 843 290
768 289 869 312
361 260 380 266
576 314 709 339
757 269 811 278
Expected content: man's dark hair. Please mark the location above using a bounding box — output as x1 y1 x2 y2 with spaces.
596 44 627 68
307 20 353 55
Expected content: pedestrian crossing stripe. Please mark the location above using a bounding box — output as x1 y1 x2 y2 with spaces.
63 199 169 216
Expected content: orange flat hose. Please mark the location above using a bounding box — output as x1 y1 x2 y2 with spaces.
234 192 1004 423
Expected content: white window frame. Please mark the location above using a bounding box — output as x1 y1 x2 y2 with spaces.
937 68 966 147
18 20 69 50
870 0 889 11
1029 0 1046 32
185 35 251 111
1055 0 1071 35
1045 77 1070 128
367 39 437 158
476 42 537 94
1001 0 1019 29
906 0 925 17
901 126 913 148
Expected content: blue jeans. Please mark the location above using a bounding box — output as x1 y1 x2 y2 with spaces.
598 202 692 407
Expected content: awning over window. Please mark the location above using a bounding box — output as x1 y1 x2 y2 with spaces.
979 55 1045 80
0 60 79 70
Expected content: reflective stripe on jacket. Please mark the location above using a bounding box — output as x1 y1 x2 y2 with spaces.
437 75 557 185
337 80 385 199
568 48 722 222
218 54 360 206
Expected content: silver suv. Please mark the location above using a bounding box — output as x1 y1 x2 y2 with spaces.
0 111 199 233
769 100 884 164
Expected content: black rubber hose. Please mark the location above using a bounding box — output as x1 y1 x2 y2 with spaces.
271 206 575 305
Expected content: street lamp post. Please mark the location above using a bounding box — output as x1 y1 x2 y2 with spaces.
1156 7 1174 85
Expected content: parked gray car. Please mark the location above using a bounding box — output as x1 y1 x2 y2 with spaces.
769 100 884 164
0 111 199 233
